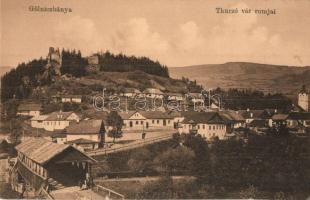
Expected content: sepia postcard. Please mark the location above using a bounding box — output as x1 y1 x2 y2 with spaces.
0 0 309 199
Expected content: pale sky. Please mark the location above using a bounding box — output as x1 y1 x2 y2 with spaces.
1 0 310 67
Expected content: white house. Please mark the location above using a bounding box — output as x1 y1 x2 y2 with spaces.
178 112 228 140
286 112 310 128
238 109 270 124
61 95 82 103
143 88 164 99
166 93 184 101
120 111 176 131
30 115 48 129
65 119 104 151
17 103 41 117
42 111 80 131
121 88 142 97
188 93 204 104
219 110 245 129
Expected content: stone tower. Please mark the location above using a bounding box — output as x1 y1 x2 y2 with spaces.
46 47 62 76
298 85 309 111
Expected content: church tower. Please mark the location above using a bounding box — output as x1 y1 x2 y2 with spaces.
298 85 309 111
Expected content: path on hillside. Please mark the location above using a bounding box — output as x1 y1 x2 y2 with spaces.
88 131 176 156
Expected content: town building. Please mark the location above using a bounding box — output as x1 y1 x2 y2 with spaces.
121 88 142 97
11 138 96 194
120 111 175 131
178 112 228 140
298 85 309 111
286 112 310 128
166 93 184 101
61 95 82 103
188 93 204 104
143 88 164 99
65 120 105 151
238 109 271 124
41 111 80 131
30 115 48 129
219 110 246 130
17 103 42 117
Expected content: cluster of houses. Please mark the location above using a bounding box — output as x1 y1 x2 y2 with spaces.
13 86 309 151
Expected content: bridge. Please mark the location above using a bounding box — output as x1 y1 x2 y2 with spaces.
9 137 125 199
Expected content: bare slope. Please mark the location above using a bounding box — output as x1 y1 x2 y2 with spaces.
169 62 310 94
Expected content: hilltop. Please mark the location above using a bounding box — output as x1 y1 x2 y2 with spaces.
0 48 201 102
170 62 310 95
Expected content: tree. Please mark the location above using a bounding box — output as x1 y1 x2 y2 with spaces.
106 111 123 143
127 148 153 173
153 146 195 175
8 119 22 145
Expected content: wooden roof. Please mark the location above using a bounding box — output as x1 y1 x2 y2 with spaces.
15 138 96 165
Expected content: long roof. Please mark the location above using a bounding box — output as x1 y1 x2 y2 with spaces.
219 111 245 122
66 120 103 135
288 112 310 120
182 112 226 124
18 103 41 111
15 137 96 165
238 110 270 119
119 111 175 119
45 111 75 121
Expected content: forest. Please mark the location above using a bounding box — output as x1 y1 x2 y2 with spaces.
0 49 170 102
97 51 169 77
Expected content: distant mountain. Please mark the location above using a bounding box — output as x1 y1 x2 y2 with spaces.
0 66 13 77
170 62 310 95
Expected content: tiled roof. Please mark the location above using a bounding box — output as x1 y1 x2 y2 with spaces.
272 114 289 120
288 112 310 120
249 119 267 127
45 111 75 121
238 110 270 119
67 138 99 144
182 112 226 124
66 120 103 135
18 103 41 111
219 111 245 122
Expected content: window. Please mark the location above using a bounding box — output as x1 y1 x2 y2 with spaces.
209 126 211 130
47 122 49 125
157 120 159 124
141 121 143 125
136 121 139 125
152 120 155 124
197 125 200 129
59 121 61 126
203 125 205 129
168 120 170 124
213 126 215 130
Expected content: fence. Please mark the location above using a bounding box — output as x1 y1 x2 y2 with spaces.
88 133 174 156
93 184 125 199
